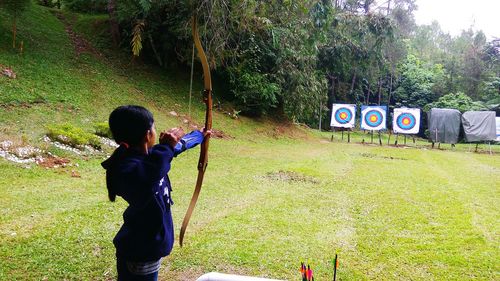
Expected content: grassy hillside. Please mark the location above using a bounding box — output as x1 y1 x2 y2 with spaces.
1 3 499 281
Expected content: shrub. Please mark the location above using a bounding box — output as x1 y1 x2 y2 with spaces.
424 92 487 113
47 123 101 149
62 0 107 14
94 122 112 138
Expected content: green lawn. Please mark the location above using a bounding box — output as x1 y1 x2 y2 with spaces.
1 136 499 280
1 3 499 281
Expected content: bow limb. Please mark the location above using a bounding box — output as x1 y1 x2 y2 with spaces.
179 15 213 247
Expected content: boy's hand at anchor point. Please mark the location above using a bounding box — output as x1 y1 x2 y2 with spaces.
159 127 185 148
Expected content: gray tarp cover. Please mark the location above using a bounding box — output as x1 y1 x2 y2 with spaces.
461 111 497 142
427 108 461 144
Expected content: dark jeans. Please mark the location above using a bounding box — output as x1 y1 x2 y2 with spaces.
116 256 159 281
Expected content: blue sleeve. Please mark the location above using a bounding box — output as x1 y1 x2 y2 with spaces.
173 130 204 157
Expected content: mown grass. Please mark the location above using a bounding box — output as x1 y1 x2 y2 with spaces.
1 3 499 281
1 137 499 280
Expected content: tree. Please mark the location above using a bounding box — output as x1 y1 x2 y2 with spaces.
0 0 31 48
480 39 500 103
318 9 394 110
425 92 487 112
108 0 120 47
393 54 444 108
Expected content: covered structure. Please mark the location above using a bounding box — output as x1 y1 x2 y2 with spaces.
461 111 497 142
427 108 461 144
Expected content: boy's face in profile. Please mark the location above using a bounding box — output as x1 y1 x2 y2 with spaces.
147 123 157 148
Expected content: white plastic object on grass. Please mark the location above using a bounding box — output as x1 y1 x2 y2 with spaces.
196 272 285 281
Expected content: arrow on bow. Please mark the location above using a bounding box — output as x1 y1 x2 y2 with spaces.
179 15 213 247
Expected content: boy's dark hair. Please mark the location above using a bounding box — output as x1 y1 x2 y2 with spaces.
106 105 154 202
109 105 154 146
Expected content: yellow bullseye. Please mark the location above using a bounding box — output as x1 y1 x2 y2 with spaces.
402 118 410 125
340 112 347 119
370 115 378 122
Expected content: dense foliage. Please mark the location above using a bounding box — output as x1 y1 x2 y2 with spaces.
0 0 31 48
13 0 499 127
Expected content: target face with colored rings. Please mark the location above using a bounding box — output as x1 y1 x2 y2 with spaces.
393 108 420 134
330 104 356 128
334 108 353 124
396 113 416 130
364 110 383 127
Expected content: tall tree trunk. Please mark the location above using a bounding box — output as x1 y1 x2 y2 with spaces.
327 73 336 125
377 78 382 105
387 0 391 16
329 74 336 102
365 81 370 105
12 11 17 49
387 69 393 105
148 34 163 66
108 0 120 48
349 70 357 99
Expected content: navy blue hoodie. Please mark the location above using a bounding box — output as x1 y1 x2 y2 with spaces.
101 130 203 262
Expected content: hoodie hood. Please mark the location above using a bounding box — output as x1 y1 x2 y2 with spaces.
101 145 130 201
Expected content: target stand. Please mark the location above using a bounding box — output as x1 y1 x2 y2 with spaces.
393 108 420 147
360 106 387 146
330 104 356 142
331 127 351 143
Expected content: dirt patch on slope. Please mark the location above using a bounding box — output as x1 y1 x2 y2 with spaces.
52 11 102 57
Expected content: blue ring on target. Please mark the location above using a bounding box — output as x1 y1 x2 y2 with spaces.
396 113 416 130
364 110 383 127
334 107 353 124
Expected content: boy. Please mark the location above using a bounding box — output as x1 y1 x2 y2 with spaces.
101 105 206 280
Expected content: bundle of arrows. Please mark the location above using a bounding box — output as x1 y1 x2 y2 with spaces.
300 262 314 281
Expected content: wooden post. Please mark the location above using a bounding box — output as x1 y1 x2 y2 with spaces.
395 133 399 146
342 130 344 141
348 130 351 143
387 130 391 145
371 130 374 144
378 131 382 146
404 135 407 145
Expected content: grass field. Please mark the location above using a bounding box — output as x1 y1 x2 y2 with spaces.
1 3 499 281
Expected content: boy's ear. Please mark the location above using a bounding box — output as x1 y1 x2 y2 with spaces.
144 129 152 142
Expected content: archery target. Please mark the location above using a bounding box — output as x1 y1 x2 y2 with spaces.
393 108 420 134
330 104 356 128
361 106 387 131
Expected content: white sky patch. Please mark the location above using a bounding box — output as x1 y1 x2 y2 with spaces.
413 0 500 39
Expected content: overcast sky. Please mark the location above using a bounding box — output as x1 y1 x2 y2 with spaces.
413 0 500 39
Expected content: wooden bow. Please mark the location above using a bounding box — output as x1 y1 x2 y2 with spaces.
179 15 212 247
